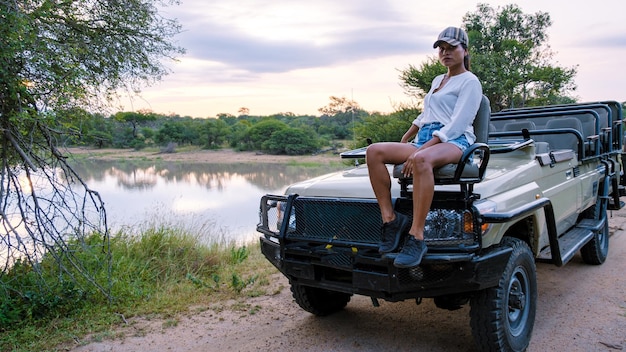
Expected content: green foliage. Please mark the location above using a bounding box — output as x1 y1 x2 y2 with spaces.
399 57 446 98
203 118 231 149
246 119 288 150
1 1 185 330
230 273 258 293
318 96 361 115
156 121 186 145
464 4 577 110
0 226 276 351
153 118 206 147
262 127 321 155
52 105 373 154
354 109 419 147
0 0 184 118
107 228 219 296
114 111 158 138
228 120 253 150
11 64 383 154
229 246 249 264
0 234 110 329
398 3 578 112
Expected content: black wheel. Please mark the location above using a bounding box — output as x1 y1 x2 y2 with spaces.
580 209 609 265
470 237 537 352
290 283 351 316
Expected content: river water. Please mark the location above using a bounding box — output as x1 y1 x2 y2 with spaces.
69 159 349 245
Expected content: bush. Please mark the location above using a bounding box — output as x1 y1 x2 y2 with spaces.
0 235 108 328
0 225 275 351
262 127 320 155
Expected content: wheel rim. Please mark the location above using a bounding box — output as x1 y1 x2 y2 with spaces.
507 266 530 337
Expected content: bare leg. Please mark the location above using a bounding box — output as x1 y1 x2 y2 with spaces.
366 142 417 223
392 142 462 268
406 143 462 240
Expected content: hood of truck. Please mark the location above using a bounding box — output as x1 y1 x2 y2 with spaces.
284 144 554 200
472 156 543 196
284 165 389 198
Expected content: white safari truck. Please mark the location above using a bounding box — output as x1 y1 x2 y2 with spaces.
257 97 624 351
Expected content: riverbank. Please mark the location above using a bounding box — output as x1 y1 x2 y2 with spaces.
72 213 626 352
66 147 345 165
57 147 626 352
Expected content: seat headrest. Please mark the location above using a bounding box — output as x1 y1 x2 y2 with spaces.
503 120 537 131
473 96 491 143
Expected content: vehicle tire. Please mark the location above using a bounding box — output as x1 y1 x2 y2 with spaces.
470 237 537 352
580 208 609 265
290 283 351 316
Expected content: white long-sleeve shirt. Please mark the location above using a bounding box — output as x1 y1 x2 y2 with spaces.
412 71 483 144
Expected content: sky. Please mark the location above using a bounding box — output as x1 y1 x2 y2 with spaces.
119 0 626 118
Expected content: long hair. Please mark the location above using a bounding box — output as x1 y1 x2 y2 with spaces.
462 44 471 71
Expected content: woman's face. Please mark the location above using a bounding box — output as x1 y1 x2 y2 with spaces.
437 42 467 69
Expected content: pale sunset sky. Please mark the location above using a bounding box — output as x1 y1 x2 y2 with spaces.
120 0 626 117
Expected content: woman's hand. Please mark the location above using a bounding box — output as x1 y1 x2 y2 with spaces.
402 150 419 177
402 136 439 177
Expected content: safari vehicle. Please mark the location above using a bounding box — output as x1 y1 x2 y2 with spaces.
256 96 624 351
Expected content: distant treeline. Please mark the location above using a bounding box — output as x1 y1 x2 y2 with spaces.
59 98 420 155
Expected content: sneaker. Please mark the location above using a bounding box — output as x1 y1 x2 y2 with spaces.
393 236 428 268
379 212 409 253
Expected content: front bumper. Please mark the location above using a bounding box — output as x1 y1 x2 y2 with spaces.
260 236 513 301
258 193 512 301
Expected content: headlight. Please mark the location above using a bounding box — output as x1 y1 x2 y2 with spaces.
425 209 472 240
276 201 296 233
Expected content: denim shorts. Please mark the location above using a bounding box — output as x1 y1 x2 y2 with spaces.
412 122 470 152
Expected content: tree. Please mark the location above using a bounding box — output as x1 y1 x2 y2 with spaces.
399 57 446 98
354 108 418 147
262 127 320 155
317 96 368 140
156 121 186 145
203 118 231 149
399 4 577 111
217 113 236 120
238 107 250 117
465 4 577 109
54 107 102 146
228 120 252 150
0 0 183 320
247 119 288 150
318 96 361 116
114 110 158 138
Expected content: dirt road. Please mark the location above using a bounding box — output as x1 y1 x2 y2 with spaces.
73 213 626 352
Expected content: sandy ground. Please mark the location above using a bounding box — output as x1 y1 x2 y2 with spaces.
68 148 626 352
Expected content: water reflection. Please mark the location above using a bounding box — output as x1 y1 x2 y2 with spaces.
70 160 348 244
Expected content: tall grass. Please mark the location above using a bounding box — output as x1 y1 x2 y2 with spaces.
0 225 275 352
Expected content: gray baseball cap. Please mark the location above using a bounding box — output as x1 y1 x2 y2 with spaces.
433 27 469 48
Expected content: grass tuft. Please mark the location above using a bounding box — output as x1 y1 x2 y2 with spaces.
0 225 275 352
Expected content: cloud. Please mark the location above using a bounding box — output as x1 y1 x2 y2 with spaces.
580 32 626 47
170 0 431 74
180 24 424 73
135 0 626 118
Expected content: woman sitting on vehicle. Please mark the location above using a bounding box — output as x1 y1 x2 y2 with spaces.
366 26 483 268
